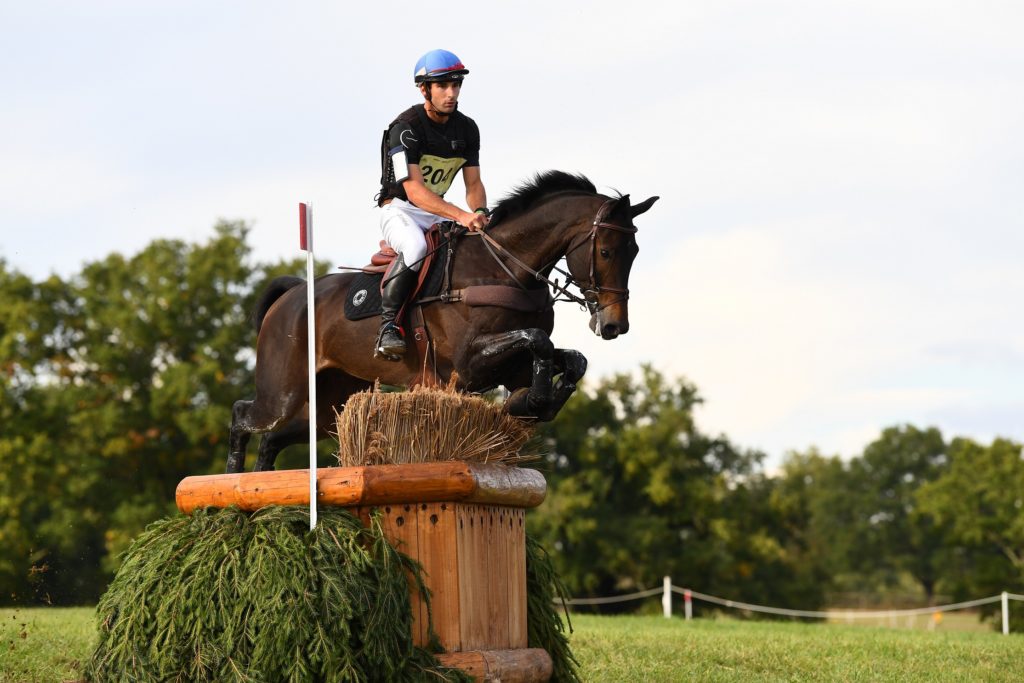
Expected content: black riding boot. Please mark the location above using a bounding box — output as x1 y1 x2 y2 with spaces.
375 255 419 360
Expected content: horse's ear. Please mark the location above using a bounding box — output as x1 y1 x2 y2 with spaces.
630 196 659 218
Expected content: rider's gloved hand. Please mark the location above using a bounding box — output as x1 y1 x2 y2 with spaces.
461 209 490 232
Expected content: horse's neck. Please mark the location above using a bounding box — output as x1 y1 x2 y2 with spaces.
478 196 599 279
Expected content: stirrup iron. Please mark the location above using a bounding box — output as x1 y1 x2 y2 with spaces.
374 322 405 361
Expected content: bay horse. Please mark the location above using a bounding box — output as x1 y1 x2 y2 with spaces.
226 171 658 472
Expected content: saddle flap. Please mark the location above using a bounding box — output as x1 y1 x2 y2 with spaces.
389 225 445 301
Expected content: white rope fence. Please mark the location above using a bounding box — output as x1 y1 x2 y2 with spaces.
559 578 1024 635
555 587 664 605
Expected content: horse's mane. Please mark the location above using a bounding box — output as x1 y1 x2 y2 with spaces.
489 171 597 226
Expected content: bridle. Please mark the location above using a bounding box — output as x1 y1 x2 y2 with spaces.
474 198 637 315
569 198 638 314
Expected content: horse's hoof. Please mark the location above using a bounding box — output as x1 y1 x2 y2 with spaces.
503 388 532 417
225 453 244 474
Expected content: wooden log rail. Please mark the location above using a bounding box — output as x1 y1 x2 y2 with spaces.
175 461 547 515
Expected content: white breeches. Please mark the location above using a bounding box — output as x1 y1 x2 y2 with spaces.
380 199 445 272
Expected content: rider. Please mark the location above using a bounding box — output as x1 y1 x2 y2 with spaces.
374 49 490 360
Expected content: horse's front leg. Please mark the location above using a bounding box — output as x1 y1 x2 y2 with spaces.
466 329 554 418
539 348 588 421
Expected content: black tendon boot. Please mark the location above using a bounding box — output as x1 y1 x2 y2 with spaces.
375 255 419 360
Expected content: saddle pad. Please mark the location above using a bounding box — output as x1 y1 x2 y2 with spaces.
344 243 451 321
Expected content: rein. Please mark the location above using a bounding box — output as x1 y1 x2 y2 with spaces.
473 198 636 314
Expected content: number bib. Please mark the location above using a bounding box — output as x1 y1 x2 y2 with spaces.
418 155 466 196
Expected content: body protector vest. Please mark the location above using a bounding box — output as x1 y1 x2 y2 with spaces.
376 105 480 206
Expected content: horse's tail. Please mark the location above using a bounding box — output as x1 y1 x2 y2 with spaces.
253 276 304 332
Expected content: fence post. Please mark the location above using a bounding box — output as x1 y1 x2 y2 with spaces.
1002 591 1009 635
684 589 693 621
663 576 672 618
299 202 318 531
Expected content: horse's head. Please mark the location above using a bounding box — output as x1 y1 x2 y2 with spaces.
565 194 659 339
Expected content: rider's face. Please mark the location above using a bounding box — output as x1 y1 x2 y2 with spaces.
423 81 461 114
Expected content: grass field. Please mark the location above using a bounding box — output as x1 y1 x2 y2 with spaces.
1 607 94 683
4 608 1024 682
570 615 1024 681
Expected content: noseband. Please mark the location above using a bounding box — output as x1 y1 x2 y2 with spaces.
474 198 637 314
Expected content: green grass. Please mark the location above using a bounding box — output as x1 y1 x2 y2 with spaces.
1 607 94 683
569 615 1024 682
5 608 1024 682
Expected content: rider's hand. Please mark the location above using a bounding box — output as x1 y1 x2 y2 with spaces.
462 210 490 232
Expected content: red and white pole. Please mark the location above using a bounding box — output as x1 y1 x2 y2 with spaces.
299 202 318 530
684 589 693 621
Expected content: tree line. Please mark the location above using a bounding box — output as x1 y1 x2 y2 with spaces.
531 372 1024 629
1 225 1021 630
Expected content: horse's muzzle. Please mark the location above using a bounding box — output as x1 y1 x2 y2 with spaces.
590 312 629 339
601 322 626 339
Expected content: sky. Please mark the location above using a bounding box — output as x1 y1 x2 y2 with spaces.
2 1 1023 466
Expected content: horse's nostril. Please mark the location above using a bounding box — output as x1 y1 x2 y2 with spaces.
602 324 620 338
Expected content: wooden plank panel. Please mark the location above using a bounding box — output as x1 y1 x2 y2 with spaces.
486 506 511 649
499 507 513 648
351 505 372 527
458 503 489 651
378 503 425 646
419 501 461 651
508 508 528 648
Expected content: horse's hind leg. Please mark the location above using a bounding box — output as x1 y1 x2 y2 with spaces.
251 369 373 472
227 399 255 473
253 419 308 472
226 390 305 473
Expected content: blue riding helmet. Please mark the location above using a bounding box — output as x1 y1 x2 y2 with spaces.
414 49 469 84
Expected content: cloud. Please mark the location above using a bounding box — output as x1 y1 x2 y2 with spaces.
551 203 1024 461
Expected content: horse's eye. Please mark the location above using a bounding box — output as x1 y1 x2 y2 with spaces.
600 249 610 258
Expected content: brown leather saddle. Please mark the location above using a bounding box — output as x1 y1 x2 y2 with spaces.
365 225 447 305
345 223 553 373
345 225 451 323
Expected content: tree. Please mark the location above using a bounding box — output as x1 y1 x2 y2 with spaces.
528 365 827 611
0 259 99 602
844 425 950 601
0 222 329 604
769 449 851 594
917 437 1024 588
